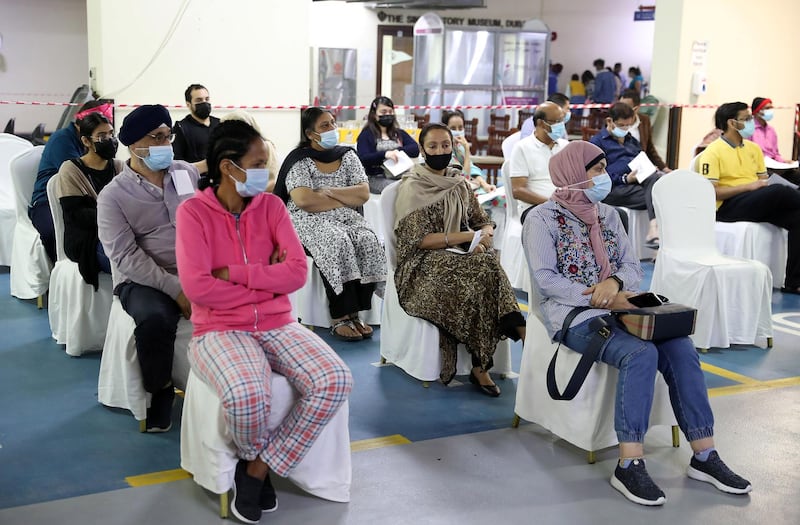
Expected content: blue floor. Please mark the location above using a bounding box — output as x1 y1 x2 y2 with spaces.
1 262 799 510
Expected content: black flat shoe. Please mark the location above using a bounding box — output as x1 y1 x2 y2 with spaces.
469 369 501 397
780 287 800 295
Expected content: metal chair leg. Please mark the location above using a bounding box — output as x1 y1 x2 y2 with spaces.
139 420 146 433
380 356 386 365
37 295 44 309
672 425 680 447
587 451 596 464
767 337 773 348
698 348 708 354
511 414 520 428
422 381 430 388
220 492 229 519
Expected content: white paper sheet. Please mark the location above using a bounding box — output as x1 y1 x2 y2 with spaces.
446 230 483 254
172 170 195 195
476 187 505 204
383 150 414 178
627 151 657 182
765 157 799 170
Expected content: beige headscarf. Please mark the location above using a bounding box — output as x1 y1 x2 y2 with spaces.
394 163 471 232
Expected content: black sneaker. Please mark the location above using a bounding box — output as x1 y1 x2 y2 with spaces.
610 459 666 506
231 460 262 524
145 387 174 433
260 472 278 513
687 451 752 494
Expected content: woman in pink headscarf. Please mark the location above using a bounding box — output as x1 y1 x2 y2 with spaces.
522 141 751 507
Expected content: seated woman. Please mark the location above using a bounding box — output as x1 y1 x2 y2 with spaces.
175 120 353 524
356 95 420 194
393 123 526 396
274 107 386 341
55 112 123 289
523 140 751 506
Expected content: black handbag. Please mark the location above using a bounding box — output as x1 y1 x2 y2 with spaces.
613 293 697 341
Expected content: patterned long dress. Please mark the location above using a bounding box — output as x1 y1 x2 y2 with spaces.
286 150 385 295
394 183 521 383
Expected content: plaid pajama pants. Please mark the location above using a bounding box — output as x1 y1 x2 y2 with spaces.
188 322 352 477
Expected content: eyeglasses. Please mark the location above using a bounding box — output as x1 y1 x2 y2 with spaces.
146 132 176 144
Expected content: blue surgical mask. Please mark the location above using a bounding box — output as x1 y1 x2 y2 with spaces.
546 121 566 141
738 119 756 139
611 126 629 139
229 161 269 197
134 145 174 171
317 129 338 149
563 112 571 124
761 109 774 122
583 173 612 203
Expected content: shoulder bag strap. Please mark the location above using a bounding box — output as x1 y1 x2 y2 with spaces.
547 307 613 401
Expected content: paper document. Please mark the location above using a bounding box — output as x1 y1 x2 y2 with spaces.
627 151 657 182
446 230 483 254
383 150 415 178
765 157 799 170
172 170 195 195
476 187 505 204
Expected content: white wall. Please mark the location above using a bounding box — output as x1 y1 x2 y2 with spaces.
0 0 89 132
652 0 800 167
87 0 311 157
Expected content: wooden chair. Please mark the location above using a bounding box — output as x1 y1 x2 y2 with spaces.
487 126 517 157
581 127 600 141
413 113 430 129
517 110 535 129
462 117 480 155
490 113 510 130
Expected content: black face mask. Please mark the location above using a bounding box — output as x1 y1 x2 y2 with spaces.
424 152 452 171
377 114 395 128
93 138 119 160
194 102 212 120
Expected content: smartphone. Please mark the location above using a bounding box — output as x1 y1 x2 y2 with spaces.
627 292 664 308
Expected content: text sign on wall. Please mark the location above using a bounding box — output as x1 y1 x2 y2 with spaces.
634 10 655 21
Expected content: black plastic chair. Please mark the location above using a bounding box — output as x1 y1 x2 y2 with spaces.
30 123 46 146
3 118 14 134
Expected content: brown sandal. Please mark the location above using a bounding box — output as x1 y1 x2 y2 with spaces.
349 316 373 338
330 320 362 342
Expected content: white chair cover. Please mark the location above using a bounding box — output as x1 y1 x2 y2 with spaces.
1 137 34 267
499 163 529 290
362 193 383 242
650 170 772 349
46 175 113 355
715 221 787 289
514 285 676 453
289 256 381 329
180 369 351 502
97 296 193 420
616 206 656 260
378 181 512 382
9 145 52 298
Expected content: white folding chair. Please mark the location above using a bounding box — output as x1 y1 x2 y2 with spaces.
1 138 34 268
513 283 678 463
499 163 530 290
181 369 352 518
46 175 114 356
616 206 655 260
691 154 786 286
97 265 193 429
650 170 773 350
378 181 513 384
8 145 52 303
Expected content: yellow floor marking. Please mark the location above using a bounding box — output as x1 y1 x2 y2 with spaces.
707 376 800 398
518 303 529 313
350 434 411 452
126 468 191 487
699 362 760 385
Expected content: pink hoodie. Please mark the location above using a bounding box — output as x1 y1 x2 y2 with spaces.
176 187 307 337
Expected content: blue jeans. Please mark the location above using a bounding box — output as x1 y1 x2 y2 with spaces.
559 316 715 444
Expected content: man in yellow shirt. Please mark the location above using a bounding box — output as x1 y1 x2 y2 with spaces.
699 101 800 294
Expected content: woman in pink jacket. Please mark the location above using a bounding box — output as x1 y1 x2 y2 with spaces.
176 120 352 524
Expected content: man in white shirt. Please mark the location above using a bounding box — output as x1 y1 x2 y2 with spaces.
507 101 568 215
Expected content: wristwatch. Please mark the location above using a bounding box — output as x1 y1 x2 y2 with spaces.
609 274 624 291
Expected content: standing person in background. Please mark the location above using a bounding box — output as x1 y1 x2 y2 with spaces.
29 99 113 263
591 59 616 104
749 97 800 185
582 70 596 101
566 73 586 100
548 63 563 97
614 63 628 92
356 96 420 194
628 67 644 95
173 83 220 164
